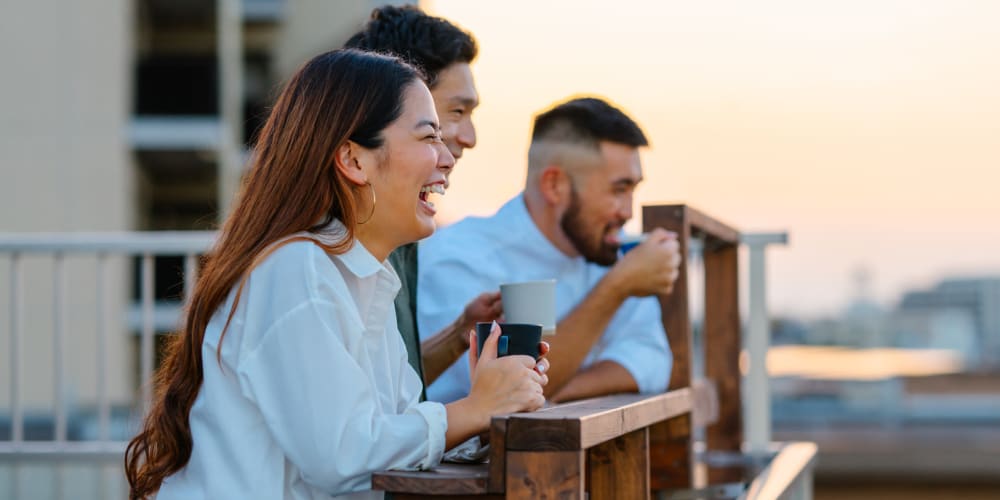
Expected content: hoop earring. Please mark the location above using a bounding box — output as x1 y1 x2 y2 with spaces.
357 182 376 224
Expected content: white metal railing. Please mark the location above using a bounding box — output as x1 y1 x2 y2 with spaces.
0 232 215 461
741 232 789 457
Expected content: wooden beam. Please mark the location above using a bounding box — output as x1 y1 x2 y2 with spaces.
587 428 650 500
487 416 508 494
505 390 692 451
390 495 502 500
649 412 693 489
372 463 490 496
685 206 740 245
506 450 585 499
704 243 743 454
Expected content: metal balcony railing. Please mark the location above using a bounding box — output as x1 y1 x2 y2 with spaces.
0 219 791 499
0 231 214 462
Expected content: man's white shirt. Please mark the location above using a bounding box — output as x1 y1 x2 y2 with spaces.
417 194 671 404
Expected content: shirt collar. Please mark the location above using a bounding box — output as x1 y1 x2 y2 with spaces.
312 219 384 279
337 239 384 279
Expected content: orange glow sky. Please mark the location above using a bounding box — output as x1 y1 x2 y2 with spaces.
423 0 1000 316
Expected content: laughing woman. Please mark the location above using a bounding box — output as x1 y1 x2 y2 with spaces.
124 49 548 500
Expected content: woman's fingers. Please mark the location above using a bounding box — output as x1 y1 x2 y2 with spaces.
467 330 479 376
534 357 550 376
479 321 502 363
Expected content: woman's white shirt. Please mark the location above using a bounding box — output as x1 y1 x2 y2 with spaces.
157 229 447 499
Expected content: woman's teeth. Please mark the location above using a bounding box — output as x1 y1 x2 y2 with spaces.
420 184 445 208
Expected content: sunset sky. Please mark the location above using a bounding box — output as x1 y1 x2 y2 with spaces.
423 0 1000 317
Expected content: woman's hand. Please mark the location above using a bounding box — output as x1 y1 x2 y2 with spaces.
444 322 550 448
535 341 550 376
466 322 547 418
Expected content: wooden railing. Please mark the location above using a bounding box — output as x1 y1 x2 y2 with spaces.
375 390 693 499
374 204 815 499
643 204 744 488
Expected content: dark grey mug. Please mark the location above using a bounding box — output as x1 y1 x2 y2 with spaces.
476 322 542 359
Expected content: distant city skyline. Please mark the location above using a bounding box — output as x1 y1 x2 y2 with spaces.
424 0 1000 317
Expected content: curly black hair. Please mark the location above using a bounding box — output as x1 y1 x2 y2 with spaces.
532 97 649 148
344 5 478 88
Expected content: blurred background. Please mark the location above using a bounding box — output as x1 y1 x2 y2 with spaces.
1 0 998 498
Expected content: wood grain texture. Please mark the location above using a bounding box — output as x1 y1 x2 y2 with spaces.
506 450 585 499
649 413 693 489
643 205 695 490
642 205 693 391
373 463 489 495
685 206 740 245
389 495 503 500
587 428 650 500
487 416 508 494
704 243 743 486
505 390 692 451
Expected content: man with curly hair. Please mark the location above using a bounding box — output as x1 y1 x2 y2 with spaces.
344 6 503 392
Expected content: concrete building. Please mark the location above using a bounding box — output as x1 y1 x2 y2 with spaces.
895 277 1000 368
1 0 409 440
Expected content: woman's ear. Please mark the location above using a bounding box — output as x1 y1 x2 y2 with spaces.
334 141 369 186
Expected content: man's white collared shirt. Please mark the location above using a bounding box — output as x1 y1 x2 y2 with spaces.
417 195 672 404
158 227 446 499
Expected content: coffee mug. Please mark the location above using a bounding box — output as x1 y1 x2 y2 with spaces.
476 322 543 359
500 279 557 336
619 233 647 255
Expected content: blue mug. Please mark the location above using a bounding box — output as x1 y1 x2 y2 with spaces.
619 234 646 255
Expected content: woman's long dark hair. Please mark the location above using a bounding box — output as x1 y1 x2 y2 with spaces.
124 49 420 499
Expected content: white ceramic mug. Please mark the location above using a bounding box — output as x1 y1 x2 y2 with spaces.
500 279 557 336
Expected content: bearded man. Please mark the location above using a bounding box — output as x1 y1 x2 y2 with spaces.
417 97 682 404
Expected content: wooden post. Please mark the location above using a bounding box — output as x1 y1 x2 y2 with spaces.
506 450 585 499
643 205 693 490
487 417 508 494
587 428 650 500
643 204 743 491
704 243 743 483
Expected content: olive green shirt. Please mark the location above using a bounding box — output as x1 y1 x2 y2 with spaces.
387 243 427 401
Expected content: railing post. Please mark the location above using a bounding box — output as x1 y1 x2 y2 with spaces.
53 252 68 443
587 428 651 499
703 241 742 483
184 253 198 303
140 252 155 413
217 0 243 219
643 205 694 490
96 253 111 441
9 253 24 444
742 232 788 456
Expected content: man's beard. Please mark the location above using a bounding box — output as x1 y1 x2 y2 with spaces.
560 187 621 267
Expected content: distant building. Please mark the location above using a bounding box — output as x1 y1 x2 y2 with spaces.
895 278 1000 368
1 0 410 422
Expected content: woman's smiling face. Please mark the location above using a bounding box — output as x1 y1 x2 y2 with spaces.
363 81 455 254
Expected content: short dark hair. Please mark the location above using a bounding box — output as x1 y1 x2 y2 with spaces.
531 97 649 149
343 5 477 88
